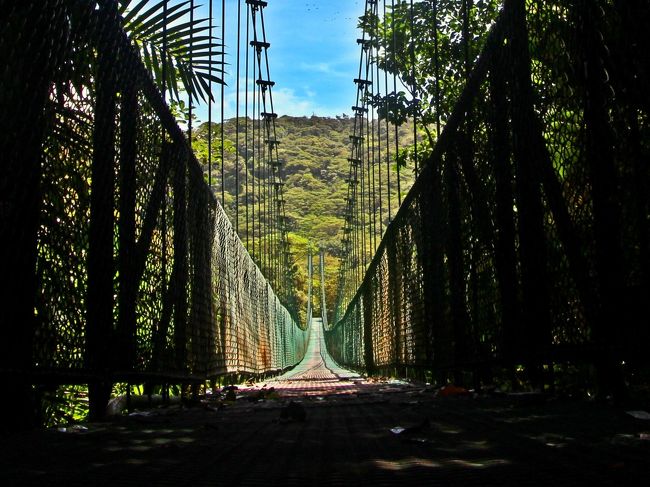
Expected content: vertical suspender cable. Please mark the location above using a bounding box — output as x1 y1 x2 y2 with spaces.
266 116 272 281
375 10 384 239
256 51 261 271
391 0 401 205
409 0 418 176
188 0 194 144
361 36 370 270
161 0 167 103
220 0 226 205
366 6 372 258
161 0 168 298
208 0 213 188
362 0 370 286
235 0 241 233
369 38 377 253
253 35 266 268
348 143 354 294
307 252 313 325
253 7 261 269
353 44 362 290
257 44 267 277
367 44 373 259
320 249 328 328
359 1 370 290
360 83 367 270
256 48 263 270
260 10 280 291
251 12 256 258
245 4 250 248
251 4 257 260
350 127 356 287
463 0 471 81
433 0 441 136
251 9 262 269
383 0 392 220
262 111 268 275
359 106 364 276
266 125 270 282
341 0 373 302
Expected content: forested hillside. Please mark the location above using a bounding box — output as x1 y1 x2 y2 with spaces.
192 116 416 319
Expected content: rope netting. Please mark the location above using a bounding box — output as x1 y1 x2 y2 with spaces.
0 0 307 409
327 0 650 386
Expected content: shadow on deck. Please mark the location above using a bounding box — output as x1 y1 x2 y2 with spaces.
2 321 649 486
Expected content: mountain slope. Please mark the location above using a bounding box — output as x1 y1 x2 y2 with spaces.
192 115 417 318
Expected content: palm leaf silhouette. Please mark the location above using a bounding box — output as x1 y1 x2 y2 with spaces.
120 0 225 103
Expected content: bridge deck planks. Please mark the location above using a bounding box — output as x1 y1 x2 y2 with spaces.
2 325 649 485
2 393 649 486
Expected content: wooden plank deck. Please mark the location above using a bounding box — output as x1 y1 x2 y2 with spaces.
2 322 649 486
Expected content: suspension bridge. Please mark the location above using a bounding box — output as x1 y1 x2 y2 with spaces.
1 0 649 484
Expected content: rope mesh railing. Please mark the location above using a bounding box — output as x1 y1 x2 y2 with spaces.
327 0 650 390
0 0 307 420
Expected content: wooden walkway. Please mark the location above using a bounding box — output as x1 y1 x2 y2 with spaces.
2 321 649 486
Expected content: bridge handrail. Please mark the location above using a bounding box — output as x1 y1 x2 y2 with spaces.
0 0 307 417
326 0 649 384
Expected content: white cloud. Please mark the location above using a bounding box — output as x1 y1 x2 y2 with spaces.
299 62 350 79
300 61 359 79
197 86 348 119
267 87 348 117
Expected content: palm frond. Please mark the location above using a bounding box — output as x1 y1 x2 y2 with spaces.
120 0 226 102
120 0 149 21
130 1 190 38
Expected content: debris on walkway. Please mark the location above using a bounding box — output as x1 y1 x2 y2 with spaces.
626 410 650 420
5 321 650 486
438 384 471 397
279 401 307 423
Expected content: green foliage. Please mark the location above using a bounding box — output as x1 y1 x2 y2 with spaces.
191 121 235 170
370 90 412 126
191 116 417 315
37 385 89 427
396 132 434 169
119 0 225 102
369 0 502 157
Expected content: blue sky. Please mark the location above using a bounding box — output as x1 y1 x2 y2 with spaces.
194 0 364 121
